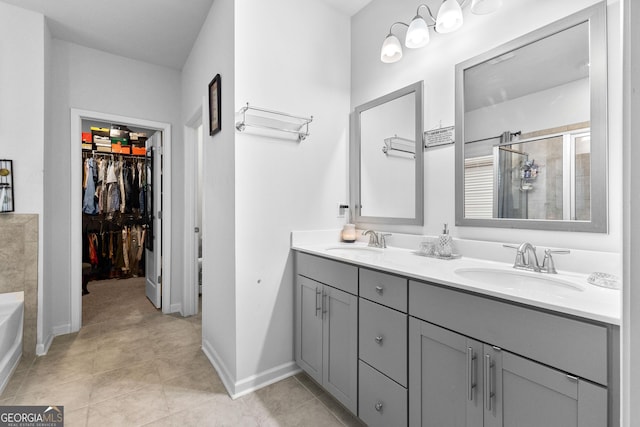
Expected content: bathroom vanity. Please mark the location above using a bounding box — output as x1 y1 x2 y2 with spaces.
292 243 619 427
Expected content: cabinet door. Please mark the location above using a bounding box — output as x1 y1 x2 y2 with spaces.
295 276 323 385
409 318 484 427
323 285 358 414
483 347 608 427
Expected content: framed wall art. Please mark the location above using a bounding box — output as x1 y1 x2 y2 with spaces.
0 159 14 213
209 74 222 136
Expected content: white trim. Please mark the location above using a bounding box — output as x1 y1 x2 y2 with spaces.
201 338 300 400
170 303 182 313
52 324 71 336
232 362 301 399
36 331 55 356
183 102 205 317
70 108 173 333
201 338 236 397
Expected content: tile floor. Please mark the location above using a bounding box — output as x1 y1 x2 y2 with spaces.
0 277 364 426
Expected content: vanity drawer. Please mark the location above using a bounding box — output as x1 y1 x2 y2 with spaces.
360 268 407 312
296 252 358 295
359 360 407 427
359 298 407 386
409 280 608 385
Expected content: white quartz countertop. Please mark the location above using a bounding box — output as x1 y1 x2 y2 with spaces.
292 242 621 325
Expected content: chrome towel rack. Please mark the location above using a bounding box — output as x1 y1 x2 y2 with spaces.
235 103 313 141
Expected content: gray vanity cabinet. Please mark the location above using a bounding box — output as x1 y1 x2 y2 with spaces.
484 346 607 427
409 317 607 427
295 253 358 414
296 275 324 384
409 318 484 427
294 252 616 426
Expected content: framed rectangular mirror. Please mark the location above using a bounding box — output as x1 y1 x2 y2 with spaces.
350 81 424 227
455 2 607 232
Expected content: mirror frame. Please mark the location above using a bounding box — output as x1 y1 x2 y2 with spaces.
455 2 607 233
351 81 424 226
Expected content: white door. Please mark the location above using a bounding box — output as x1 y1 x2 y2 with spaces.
145 132 162 308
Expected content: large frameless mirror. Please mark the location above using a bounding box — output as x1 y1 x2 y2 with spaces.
351 81 424 226
455 2 607 232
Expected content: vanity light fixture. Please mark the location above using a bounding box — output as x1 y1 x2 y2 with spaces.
381 23 406 63
380 0 501 63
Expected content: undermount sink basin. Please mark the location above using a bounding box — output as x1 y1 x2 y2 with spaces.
325 246 383 256
454 267 584 293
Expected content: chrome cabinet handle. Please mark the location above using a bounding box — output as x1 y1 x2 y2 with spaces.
466 347 476 401
374 401 383 412
315 287 321 317
375 335 384 344
322 291 327 317
484 354 495 411
375 286 383 295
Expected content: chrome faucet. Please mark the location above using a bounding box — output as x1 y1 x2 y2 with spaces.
363 230 379 247
504 243 570 274
363 230 392 248
540 249 571 274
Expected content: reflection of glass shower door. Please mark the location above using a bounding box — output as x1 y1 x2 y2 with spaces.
495 146 528 219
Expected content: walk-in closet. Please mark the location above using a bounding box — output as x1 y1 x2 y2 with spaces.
81 119 159 325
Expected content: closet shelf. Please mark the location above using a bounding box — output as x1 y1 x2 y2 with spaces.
235 103 313 141
382 135 415 156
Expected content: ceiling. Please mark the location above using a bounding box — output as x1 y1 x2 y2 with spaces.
322 0 372 16
464 21 590 112
0 0 371 70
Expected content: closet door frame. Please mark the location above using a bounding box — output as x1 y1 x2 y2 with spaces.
70 108 173 332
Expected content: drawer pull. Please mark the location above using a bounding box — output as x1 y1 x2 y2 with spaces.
484 354 495 411
374 401 383 412
315 287 321 317
466 347 477 401
375 335 384 344
375 286 384 295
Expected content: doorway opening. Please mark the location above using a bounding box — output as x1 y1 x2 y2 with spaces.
80 119 161 325
70 109 172 332
183 105 205 317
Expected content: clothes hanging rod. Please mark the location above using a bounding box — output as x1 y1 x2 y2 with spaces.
82 150 146 160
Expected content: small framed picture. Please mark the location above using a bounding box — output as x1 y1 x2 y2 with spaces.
0 159 14 213
209 74 222 136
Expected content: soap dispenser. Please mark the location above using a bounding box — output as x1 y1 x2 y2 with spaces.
437 223 452 257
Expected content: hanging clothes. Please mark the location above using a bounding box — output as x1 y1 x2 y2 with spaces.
81 150 150 280
83 158 99 215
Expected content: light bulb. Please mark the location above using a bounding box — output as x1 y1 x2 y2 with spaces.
380 34 403 63
436 0 463 34
406 16 430 49
471 0 502 15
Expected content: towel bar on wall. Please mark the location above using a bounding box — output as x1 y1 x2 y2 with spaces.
382 135 415 156
235 103 313 142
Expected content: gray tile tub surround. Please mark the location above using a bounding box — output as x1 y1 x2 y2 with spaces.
0 214 38 356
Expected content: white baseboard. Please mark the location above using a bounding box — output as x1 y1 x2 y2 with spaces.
36 330 56 355
170 303 182 313
201 338 236 397
37 324 71 356
201 339 300 400
232 361 301 399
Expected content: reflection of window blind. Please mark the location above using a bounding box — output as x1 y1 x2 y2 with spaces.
464 156 494 219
